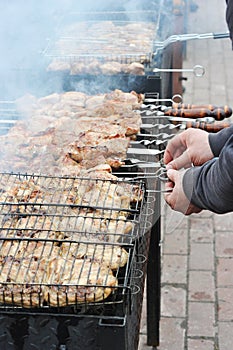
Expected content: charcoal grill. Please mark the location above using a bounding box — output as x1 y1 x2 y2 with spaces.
0 2 231 348
0 171 157 349
1 86 229 349
0 88 175 349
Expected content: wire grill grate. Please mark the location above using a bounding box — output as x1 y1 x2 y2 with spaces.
0 172 149 313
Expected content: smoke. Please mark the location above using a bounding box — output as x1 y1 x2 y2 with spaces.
0 1 55 98
0 0 159 99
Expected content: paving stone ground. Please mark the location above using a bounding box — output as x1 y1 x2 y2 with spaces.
138 0 233 349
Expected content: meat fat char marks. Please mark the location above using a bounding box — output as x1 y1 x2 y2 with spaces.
7 180 42 203
74 180 131 210
82 163 112 175
0 240 60 261
82 170 143 203
48 58 145 76
66 145 123 169
82 111 142 137
59 162 111 178
45 257 118 306
0 177 42 205
56 155 83 176
103 89 142 108
66 137 130 169
65 175 137 209
0 215 63 240
12 216 64 240
73 125 128 145
57 214 134 243
61 242 129 270
98 61 122 75
0 182 54 217
0 89 143 174
0 256 47 307
45 16 155 76
0 215 20 238
0 172 142 211
70 60 101 75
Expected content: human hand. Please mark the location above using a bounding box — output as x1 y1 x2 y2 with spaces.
164 168 202 215
164 128 214 170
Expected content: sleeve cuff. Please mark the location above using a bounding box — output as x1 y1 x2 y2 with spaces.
182 167 203 208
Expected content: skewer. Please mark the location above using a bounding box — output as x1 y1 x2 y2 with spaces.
153 32 230 55
143 94 182 104
153 65 205 77
136 132 174 139
0 120 17 124
141 102 232 120
172 103 232 117
141 108 229 121
127 148 164 156
141 116 215 127
131 139 170 147
184 120 232 132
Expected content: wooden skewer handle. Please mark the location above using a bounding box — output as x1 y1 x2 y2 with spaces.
172 103 232 118
165 108 228 120
185 121 231 132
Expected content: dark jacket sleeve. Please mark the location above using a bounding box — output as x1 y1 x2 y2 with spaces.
183 134 233 214
226 0 233 48
209 125 233 156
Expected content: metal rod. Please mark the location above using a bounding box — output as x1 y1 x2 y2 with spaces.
153 64 205 77
153 31 230 55
0 120 17 124
141 116 215 125
122 160 162 167
127 148 164 156
136 133 174 139
147 186 161 347
143 94 182 104
1 201 140 214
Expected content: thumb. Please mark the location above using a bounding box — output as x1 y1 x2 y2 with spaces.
167 168 178 182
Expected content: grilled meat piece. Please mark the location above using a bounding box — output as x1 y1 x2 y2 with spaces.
0 240 60 260
46 257 117 305
67 136 130 169
45 18 156 76
61 242 128 270
57 214 134 242
0 171 143 307
0 256 47 307
47 60 71 72
0 89 142 174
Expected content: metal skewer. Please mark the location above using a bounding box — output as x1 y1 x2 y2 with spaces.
153 31 230 55
141 116 216 125
143 94 183 104
153 65 205 77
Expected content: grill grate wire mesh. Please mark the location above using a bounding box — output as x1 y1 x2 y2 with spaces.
0 172 150 313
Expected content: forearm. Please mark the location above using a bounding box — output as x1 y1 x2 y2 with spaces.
183 135 233 213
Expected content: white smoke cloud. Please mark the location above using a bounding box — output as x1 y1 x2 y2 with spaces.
0 0 160 98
